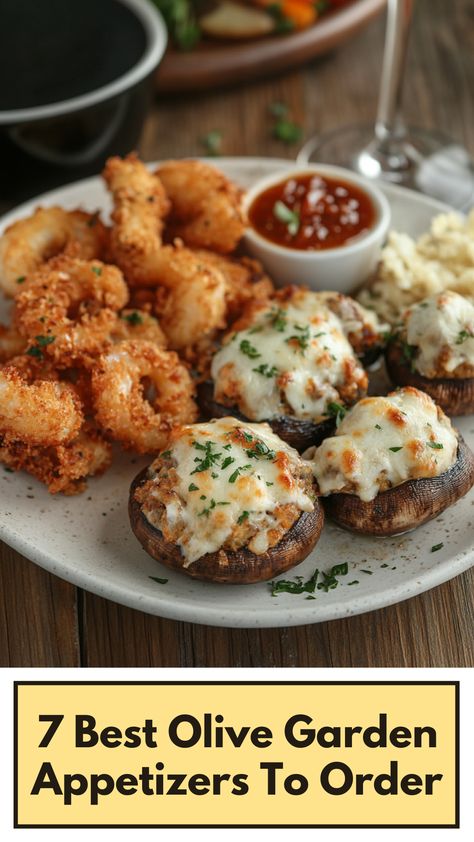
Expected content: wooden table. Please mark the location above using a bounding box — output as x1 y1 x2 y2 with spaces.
1 0 473 668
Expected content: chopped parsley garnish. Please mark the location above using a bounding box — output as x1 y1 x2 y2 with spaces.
431 542 444 553
188 483 199 492
400 340 417 371
223 443 232 451
270 563 348 597
375 424 382 430
389 446 403 452
240 339 261 359
330 562 348 576
197 498 230 518
326 402 346 424
272 119 303 145
201 129 222 157
149 576 168 585
16 275 26 284
360 569 373 575
91 265 102 276
221 456 235 470
160 450 171 458
273 200 300 236
426 441 444 449
270 568 319 596
456 329 474 344
121 311 143 325
35 335 55 347
269 308 288 331
26 345 43 358
286 324 311 352
228 464 251 483
245 439 276 461
237 511 249 525
190 440 222 474
253 363 278 378
347 580 359 586
26 336 55 358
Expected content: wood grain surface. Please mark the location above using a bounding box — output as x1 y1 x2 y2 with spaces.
1 0 474 668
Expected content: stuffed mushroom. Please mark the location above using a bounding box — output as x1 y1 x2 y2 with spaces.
198 287 386 452
129 416 324 583
386 291 474 416
309 386 474 535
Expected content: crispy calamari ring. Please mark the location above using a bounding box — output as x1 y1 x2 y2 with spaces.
14 256 128 366
103 153 170 287
112 309 167 347
156 160 244 253
92 340 197 453
0 363 83 446
0 207 108 297
0 423 112 495
154 247 227 351
191 250 274 319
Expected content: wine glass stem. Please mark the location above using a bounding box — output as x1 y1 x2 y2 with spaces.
375 0 415 144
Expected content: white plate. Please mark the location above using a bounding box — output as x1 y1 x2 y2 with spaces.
1 157 472 628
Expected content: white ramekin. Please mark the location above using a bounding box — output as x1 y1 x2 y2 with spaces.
242 164 391 293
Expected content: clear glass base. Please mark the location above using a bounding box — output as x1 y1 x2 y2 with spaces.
298 124 474 211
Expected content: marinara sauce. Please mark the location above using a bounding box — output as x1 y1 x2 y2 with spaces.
248 173 376 251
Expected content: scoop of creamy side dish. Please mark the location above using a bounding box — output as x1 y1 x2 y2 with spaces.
401 291 474 379
134 417 315 566
210 288 385 423
358 210 474 324
310 387 458 502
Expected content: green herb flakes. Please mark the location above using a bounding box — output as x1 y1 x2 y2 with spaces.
121 311 143 325
240 339 261 359
273 200 300 235
201 130 222 157
253 363 278 378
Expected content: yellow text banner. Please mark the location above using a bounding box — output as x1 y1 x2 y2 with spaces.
15 681 458 828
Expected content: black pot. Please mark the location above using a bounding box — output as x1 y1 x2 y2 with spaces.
0 0 167 205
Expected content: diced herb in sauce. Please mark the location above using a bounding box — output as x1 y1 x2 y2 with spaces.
273 200 300 236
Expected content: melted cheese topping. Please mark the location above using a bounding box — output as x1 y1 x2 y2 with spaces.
141 417 314 565
211 289 368 422
311 387 458 501
403 291 474 377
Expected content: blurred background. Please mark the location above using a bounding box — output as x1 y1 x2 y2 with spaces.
1 0 473 210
